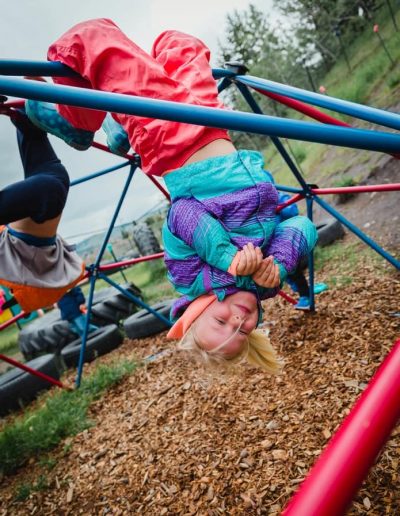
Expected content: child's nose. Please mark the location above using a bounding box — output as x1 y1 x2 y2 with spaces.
231 314 244 325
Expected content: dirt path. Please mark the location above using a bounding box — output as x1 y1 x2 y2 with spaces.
1 260 399 515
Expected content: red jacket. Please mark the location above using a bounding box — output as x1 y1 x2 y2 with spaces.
48 19 230 176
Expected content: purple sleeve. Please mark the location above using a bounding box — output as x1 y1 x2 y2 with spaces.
168 198 239 272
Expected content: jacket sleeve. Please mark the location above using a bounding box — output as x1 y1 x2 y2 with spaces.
167 198 239 272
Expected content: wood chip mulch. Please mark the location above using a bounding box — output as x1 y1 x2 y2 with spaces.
1 257 399 515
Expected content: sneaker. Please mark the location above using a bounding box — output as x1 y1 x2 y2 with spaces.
25 100 94 151
314 282 328 295
294 296 311 311
70 315 99 337
102 113 130 156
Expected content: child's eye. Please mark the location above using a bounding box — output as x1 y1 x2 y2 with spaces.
239 330 248 335
215 318 225 325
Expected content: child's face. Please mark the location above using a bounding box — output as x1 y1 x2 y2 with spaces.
194 291 259 357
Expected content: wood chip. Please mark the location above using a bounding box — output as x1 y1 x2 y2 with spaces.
1 264 399 515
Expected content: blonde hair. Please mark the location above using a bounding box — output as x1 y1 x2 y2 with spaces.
178 325 282 375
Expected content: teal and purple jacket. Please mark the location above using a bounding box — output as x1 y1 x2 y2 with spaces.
162 151 317 321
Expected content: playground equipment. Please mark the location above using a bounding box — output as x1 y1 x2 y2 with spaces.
0 58 399 514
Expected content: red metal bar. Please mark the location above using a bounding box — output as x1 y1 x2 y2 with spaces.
83 252 165 277
255 88 350 127
98 251 164 271
278 289 297 305
4 99 25 108
0 353 67 389
89 144 171 201
0 312 26 331
91 140 137 161
254 87 400 160
311 183 400 195
283 338 400 516
276 193 304 213
143 173 171 201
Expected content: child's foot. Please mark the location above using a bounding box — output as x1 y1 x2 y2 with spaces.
314 282 328 295
25 100 94 151
102 113 130 156
294 296 311 311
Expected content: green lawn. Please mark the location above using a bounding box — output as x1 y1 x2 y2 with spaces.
0 359 137 480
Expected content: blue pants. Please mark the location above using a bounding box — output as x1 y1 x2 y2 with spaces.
0 114 69 224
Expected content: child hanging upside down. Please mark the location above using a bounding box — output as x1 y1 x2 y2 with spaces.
25 18 318 373
0 108 85 313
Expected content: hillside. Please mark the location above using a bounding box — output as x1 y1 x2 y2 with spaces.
263 8 400 255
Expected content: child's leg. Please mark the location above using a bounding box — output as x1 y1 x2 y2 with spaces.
287 269 310 297
265 215 318 281
0 116 69 224
46 19 230 174
48 19 196 131
151 31 225 109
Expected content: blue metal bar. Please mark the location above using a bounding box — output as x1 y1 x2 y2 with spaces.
3 61 399 131
94 164 136 270
75 163 137 386
213 68 236 80
0 78 399 154
0 59 80 77
75 271 97 388
314 195 400 269
276 184 304 194
236 75 400 131
233 81 321 312
306 196 316 311
98 273 172 327
70 161 130 186
235 81 310 192
217 76 233 94
0 60 233 80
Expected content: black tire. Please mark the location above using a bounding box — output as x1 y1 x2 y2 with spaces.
316 218 345 247
18 283 141 359
92 282 141 304
90 283 143 326
123 299 174 339
0 354 61 416
132 222 161 256
18 311 76 360
60 324 123 368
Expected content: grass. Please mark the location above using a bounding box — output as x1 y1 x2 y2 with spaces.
263 5 400 186
0 358 136 477
313 238 390 288
332 177 358 188
0 325 20 356
15 475 49 502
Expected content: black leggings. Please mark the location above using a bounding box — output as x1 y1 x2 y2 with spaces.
0 114 69 225
288 268 310 297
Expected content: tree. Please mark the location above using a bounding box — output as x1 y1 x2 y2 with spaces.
274 0 383 74
217 4 301 149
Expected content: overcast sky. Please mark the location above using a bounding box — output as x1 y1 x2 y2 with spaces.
0 0 279 243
